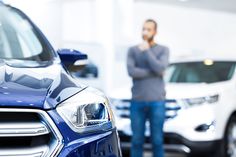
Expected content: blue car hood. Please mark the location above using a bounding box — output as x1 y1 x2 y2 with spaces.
0 62 87 110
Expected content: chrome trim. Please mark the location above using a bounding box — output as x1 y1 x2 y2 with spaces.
0 145 48 157
121 142 191 154
0 108 64 157
164 145 191 154
0 122 49 137
114 99 181 120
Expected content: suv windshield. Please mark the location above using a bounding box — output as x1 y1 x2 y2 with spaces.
0 5 54 66
165 61 236 83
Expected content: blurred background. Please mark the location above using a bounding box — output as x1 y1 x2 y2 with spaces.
4 0 236 156
5 0 236 94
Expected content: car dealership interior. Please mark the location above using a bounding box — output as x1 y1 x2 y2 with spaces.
2 0 236 157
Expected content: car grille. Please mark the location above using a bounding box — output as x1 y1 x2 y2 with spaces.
114 99 181 120
0 108 63 157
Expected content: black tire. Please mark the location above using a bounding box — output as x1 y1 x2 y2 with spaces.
212 116 236 157
221 116 236 157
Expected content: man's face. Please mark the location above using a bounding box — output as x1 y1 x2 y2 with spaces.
142 22 157 42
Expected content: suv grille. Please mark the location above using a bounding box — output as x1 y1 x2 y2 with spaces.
0 109 63 157
114 99 181 120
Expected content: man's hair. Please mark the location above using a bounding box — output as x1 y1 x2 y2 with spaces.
145 19 158 30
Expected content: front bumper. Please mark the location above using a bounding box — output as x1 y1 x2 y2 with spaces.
47 109 122 157
59 130 121 157
118 131 221 155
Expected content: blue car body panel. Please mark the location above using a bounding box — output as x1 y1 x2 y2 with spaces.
0 63 86 109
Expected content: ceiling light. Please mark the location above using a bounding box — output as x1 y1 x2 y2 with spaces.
204 59 214 66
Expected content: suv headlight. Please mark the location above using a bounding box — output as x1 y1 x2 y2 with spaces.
57 87 115 133
184 94 219 106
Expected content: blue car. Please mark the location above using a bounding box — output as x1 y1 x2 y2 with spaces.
0 3 121 157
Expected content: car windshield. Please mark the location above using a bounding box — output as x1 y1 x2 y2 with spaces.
0 5 54 66
165 61 236 83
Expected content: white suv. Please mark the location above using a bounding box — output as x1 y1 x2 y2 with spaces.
110 56 236 157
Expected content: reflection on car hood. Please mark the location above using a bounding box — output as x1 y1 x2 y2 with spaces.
0 63 87 109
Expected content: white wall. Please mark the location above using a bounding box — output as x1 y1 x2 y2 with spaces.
112 2 236 92
10 0 236 57
5 0 236 94
5 0 63 49
133 2 236 57
61 0 116 93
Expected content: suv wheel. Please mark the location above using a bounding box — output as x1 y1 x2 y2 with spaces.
225 116 236 157
213 116 236 157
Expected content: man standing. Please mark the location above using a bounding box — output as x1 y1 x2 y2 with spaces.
127 19 169 157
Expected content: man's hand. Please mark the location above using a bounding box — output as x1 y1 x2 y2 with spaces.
138 41 150 51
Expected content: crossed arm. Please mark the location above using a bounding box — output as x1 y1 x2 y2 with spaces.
144 47 169 76
127 47 169 79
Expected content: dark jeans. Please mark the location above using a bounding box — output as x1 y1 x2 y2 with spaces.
130 101 165 157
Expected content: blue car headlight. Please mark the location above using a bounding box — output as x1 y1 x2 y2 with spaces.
57 87 115 133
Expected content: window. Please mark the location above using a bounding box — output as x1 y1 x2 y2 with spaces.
165 61 236 83
0 5 54 66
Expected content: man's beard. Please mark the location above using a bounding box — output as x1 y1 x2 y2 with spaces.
142 35 154 42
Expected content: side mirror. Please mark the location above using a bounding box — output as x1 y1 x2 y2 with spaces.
57 49 88 72
72 62 99 79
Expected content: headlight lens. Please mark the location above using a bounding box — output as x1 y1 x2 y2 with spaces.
184 94 219 106
57 88 114 133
